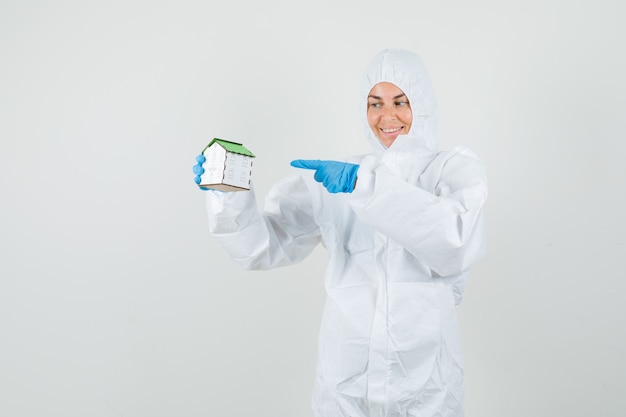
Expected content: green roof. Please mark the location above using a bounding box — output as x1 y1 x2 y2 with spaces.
203 138 255 157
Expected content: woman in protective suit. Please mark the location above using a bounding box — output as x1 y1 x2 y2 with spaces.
193 48 487 417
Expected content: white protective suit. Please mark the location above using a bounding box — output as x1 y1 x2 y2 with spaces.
204 49 487 417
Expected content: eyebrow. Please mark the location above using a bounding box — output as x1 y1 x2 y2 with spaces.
368 93 408 100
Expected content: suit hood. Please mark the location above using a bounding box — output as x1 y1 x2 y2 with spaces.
360 49 439 155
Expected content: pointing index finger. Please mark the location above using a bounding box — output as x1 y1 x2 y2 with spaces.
290 159 321 170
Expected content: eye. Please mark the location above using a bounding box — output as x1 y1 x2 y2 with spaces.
368 102 382 109
395 101 410 107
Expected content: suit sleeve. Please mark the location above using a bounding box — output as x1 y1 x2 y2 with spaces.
204 174 322 270
349 147 488 277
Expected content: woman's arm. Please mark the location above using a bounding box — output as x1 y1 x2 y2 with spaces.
350 147 488 277
205 174 322 270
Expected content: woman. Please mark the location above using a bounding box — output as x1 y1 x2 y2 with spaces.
194 48 487 417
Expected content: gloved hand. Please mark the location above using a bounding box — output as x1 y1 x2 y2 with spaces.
290 159 359 193
192 154 210 191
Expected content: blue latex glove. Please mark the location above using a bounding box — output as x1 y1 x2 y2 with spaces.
192 154 210 191
290 159 359 193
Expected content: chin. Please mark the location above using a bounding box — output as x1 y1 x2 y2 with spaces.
379 136 399 148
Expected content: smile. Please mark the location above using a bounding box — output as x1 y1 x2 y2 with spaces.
381 127 403 133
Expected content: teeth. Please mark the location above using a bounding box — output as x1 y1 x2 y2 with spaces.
382 127 402 133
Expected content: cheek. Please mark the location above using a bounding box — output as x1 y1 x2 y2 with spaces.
402 108 413 127
367 110 378 129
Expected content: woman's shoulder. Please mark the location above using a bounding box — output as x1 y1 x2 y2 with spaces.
432 145 486 176
420 146 487 196
437 145 483 162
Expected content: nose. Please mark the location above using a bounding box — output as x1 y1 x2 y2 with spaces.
382 106 397 120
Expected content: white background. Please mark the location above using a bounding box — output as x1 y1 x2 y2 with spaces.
1 1 625 416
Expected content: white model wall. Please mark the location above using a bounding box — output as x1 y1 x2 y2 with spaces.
1 1 624 417
223 153 253 189
202 144 227 184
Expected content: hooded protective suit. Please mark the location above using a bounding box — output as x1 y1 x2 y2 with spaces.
203 49 487 417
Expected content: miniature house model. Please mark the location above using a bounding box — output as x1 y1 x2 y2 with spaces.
199 138 255 191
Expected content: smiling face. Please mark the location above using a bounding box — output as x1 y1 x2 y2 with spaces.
367 82 413 148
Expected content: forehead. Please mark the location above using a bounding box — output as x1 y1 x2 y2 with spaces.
368 82 407 98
